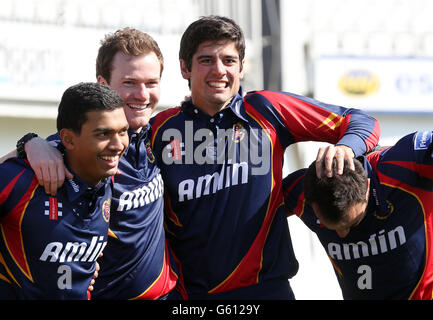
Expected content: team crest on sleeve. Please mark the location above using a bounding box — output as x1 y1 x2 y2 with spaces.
232 122 246 143
145 141 156 163
413 131 432 150
102 198 111 223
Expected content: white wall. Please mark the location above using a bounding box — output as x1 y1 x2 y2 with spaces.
0 116 56 156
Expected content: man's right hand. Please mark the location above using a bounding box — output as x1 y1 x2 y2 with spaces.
26 137 73 195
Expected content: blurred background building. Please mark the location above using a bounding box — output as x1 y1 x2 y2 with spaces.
1 0 432 299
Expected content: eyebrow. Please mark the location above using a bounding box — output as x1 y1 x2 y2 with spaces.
122 76 160 81
197 54 239 60
93 125 129 133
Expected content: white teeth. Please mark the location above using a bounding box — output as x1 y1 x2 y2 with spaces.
128 104 148 110
209 82 226 88
100 156 118 162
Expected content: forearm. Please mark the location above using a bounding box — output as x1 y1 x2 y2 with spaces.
1 134 69 195
0 133 42 164
338 109 381 156
250 91 381 154
0 149 18 164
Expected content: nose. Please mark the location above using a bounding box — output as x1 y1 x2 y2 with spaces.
212 59 226 76
135 83 150 101
110 133 127 152
336 229 350 238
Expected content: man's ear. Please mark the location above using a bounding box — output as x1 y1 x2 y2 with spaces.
60 129 76 150
97 75 109 85
239 58 245 79
180 59 191 80
365 178 371 201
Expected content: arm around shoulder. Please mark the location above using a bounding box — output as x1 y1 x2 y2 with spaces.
0 149 18 164
24 136 73 195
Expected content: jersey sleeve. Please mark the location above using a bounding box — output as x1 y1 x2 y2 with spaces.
409 130 433 166
282 168 307 218
283 169 320 231
246 91 381 156
0 159 37 217
368 131 433 188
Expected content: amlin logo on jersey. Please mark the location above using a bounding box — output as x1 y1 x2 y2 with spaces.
39 236 107 263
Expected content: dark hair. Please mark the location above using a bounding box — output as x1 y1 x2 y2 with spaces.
96 27 164 82
179 15 246 71
303 158 368 224
57 82 124 133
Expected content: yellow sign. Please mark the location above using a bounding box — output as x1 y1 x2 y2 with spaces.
338 70 380 96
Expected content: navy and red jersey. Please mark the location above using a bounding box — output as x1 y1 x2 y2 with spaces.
284 131 433 300
87 126 184 300
0 157 111 299
150 87 380 299
46 127 184 300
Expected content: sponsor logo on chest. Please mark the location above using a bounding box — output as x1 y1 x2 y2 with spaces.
116 174 164 211
39 236 107 263
327 225 407 260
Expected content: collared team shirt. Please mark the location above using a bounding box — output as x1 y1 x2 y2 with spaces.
283 131 433 299
46 128 184 300
0 157 111 299
150 87 380 299
89 126 184 300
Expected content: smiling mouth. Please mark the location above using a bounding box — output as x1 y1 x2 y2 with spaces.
127 103 151 110
208 82 228 89
98 155 120 165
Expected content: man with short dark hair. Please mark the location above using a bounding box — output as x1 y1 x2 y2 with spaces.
303 159 369 238
150 15 381 299
0 82 129 299
283 131 433 299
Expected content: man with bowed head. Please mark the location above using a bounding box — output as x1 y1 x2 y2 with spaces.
283 131 433 299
